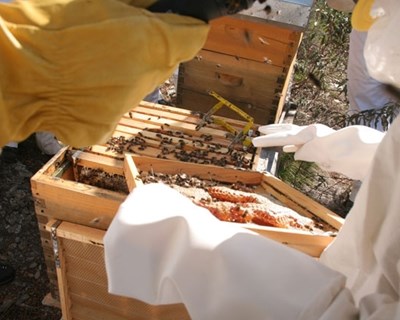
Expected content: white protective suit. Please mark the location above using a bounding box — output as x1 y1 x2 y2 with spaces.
104 0 400 319
347 29 398 131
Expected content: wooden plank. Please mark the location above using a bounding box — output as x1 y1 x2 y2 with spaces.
238 222 334 257
133 101 262 129
261 174 344 230
70 292 189 320
124 154 143 192
120 111 198 132
71 150 125 176
35 175 126 230
184 49 284 80
177 88 277 125
50 222 191 320
113 124 231 150
90 134 255 170
260 180 316 221
65 256 188 319
134 100 200 118
70 298 142 320
129 104 200 123
119 111 234 138
273 34 302 123
130 155 263 185
31 146 70 179
92 141 241 168
36 213 50 224
113 121 233 146
63 256 106 285
205 16 301 67
57 237 73 320
177 50 284 124
46 220 105 246
117 114 236 142
179 50 284 101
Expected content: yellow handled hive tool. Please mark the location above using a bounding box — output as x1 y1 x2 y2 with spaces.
195 90 254 150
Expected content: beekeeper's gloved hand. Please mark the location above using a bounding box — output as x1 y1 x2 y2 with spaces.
252 123 385 181
0 0 209 148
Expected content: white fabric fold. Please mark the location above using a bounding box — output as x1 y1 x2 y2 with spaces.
104 183 357 320
319 116 400 308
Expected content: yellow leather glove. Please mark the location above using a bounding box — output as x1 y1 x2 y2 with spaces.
0 0 209 147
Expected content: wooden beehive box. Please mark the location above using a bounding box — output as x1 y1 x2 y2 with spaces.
31 101 260 302
47 214 342 320
31 147 126 302
31 100 342 310
45 220 190 320
176 15 303 124
33 148 343 307
41 150 343 320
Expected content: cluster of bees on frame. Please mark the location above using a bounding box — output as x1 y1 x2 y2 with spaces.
77 167 130 194
105 126 256 169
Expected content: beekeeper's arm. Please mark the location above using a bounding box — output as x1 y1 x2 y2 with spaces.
252 123 385 181
252 0 400 182
0 0 209 148
104 183 359 320
253 1 400 319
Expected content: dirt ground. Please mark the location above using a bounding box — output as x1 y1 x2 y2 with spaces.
0 136 62 320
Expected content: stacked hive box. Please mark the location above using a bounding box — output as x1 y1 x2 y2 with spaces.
176 11 306 124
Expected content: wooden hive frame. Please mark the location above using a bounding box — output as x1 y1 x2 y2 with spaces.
90 101 260 169
124 154 344 257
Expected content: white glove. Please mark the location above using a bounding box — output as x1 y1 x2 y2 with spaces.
252 124 385 181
